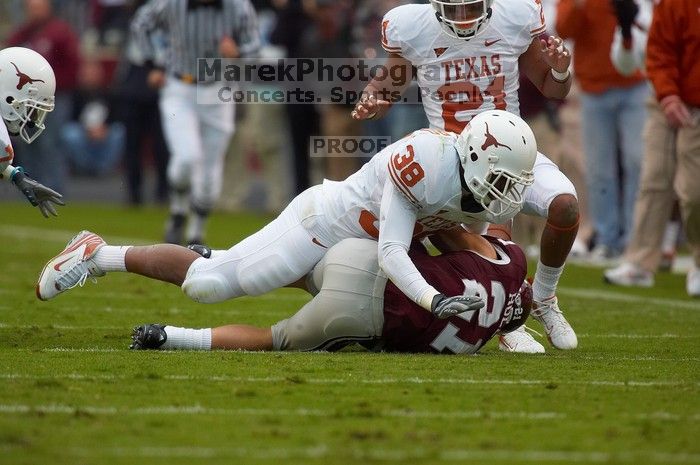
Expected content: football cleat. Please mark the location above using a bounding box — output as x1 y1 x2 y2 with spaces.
604 262 654 287
187 243 212 258
531 296 578 350
36 231 106 301
130 324 168 350
498 326 545 354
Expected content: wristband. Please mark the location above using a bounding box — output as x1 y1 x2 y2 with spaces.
9 165 24 183
550 68 571 82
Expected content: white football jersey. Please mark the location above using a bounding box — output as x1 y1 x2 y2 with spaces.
381 0 546 133
0 120 15 177
320 129 490 242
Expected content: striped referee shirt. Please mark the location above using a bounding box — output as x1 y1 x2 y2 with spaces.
131 0 260 82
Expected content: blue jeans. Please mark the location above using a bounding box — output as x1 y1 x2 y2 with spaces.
580 82 649 251
61 122 126 176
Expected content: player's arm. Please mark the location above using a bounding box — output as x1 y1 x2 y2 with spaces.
520 36 572 99
378 183 484 318
351 53 413 121
0 165 64 217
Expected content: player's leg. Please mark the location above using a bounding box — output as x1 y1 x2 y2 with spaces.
271 238 385 351
36 230 202 300
187 97 235 244
521 153 579 350
181 185 332 302
37 186 332 301
130 238 385 351
159 79 202 244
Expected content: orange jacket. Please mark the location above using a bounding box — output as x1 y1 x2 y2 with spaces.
557 0 645 94
646 0 700 107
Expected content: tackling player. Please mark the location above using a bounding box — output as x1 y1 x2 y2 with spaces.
37 111 535 323
0 47 64 217
351 0 579 352
129 232 533 355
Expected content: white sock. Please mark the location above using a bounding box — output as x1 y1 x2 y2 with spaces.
170 189 189 215
533 260 564 302
186 212 207 242
92 246 131 272
161 326 212 350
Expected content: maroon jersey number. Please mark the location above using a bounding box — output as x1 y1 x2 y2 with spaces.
429 279 507 354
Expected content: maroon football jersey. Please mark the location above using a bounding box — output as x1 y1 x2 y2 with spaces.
381 236 527 354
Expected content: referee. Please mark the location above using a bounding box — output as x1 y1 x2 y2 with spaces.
132 0 260 245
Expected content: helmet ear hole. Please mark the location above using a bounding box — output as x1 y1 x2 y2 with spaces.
6 96 13 104
470 152 478 162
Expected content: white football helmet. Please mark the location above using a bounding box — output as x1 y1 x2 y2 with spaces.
431 0 494 40
0 47 56 144
455 110 537 222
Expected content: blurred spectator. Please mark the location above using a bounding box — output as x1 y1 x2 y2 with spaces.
61 59 125 176
605 0 700 296
300 0 360 182
113 0 170 205
557 0 649 261
270 0 317 193
6 0 81 193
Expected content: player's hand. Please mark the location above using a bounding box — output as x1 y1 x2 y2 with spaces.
431 293 485 319
661 95 695 128
220 36 240 59
540 35 571 74
351 94 391 121
11 169 65 218
147 69 166 89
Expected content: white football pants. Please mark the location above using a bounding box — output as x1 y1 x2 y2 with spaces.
159 78 235 210
182 186 339 302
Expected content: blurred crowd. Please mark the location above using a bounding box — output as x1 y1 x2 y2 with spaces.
0 0 697 277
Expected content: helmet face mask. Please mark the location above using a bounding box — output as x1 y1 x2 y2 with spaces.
0 47 56 144
7 92 54 144
431 0 493 40
471 167 533 219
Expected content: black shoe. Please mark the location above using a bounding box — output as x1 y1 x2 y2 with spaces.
130 324 167 350
187 243 212 258
164 214 186 245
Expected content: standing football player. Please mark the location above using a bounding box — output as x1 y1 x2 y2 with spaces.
351 0 578 353
37 111 535 324
0 47 64 217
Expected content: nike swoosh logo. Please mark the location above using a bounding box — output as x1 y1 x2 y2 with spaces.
484 39 502 46
311 238 327 248
53 257 72 271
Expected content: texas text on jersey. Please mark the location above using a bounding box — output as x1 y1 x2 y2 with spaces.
381 0 546 133
381 236 528 354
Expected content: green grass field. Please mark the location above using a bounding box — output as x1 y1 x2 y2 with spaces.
0 203 698 465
